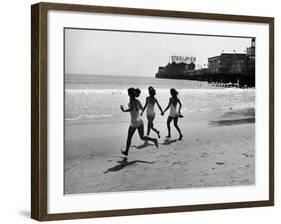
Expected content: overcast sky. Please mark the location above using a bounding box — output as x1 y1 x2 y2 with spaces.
65 28 252 77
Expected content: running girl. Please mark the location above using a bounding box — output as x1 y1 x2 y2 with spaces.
141 86 163 138
120 88 158 156
162 88 183 140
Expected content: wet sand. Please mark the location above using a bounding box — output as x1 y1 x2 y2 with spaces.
64 108 255 194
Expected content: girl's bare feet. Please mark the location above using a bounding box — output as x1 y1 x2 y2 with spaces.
121 150 128 156
157 131 161 139
154 139 159 148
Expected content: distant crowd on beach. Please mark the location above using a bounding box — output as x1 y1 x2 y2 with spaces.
120 87 183 156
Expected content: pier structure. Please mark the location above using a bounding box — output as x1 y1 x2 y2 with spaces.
155 38 256 87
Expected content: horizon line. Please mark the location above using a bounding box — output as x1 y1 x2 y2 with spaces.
65 73 155 77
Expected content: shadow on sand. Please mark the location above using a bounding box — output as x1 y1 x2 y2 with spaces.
104 157 155 174
132 141 154 149
161 138 177 145
209 118 255 126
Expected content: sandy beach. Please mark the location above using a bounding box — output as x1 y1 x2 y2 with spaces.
64 107 255 194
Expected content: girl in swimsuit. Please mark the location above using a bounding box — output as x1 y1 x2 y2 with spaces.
120 88 158 156
141 86 163 138
162 88 183 140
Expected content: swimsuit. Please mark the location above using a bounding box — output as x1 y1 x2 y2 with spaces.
146 97 156 118
129 100 143 128
169 103 178 118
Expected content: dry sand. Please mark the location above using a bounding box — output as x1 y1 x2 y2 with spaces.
64 108 255 194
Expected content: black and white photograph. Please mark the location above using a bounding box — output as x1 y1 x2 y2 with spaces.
64 28 256 194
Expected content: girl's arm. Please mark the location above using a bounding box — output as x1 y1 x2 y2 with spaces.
163 98 172 114
141 98 148 116
155 99 163 113
138 100 144 111
120 104 132 112
177 98 182 114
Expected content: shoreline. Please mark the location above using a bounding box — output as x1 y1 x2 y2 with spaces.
65 105 255 126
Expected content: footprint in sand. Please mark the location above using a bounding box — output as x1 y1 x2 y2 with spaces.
242 153 254 158
230 180 236 184
201 152 209 158
239 179 250 184
242 153 249 157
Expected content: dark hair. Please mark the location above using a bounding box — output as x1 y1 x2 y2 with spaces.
170 88 178 98
148 86 156 97
127 87 141 98
127 87 140 111
134 88 141 97
128 87 135 98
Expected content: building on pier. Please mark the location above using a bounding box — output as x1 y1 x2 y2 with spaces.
155 38 255 87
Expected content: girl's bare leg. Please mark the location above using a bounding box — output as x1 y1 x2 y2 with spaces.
122 126 136 156
146 120 151 136
166 116 173 138
173 117 183 140
138 124 158 148
147 116 160 138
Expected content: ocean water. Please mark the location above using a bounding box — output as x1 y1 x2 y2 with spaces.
65 74 255 121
